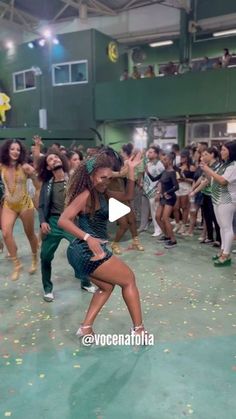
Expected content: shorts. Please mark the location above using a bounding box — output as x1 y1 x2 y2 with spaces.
160 196 176 207
3 194 34 214
176 182 192 197
67 239 113 280
195 192 203 207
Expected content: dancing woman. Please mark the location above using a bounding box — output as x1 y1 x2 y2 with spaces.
0 139 39 280
58 152 146 337
110 143 144 255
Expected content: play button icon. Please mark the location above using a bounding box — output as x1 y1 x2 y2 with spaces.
108 198 130 222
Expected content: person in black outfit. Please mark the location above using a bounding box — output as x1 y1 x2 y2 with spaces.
147 153 179 248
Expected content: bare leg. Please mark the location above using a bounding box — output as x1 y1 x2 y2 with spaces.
156 205 165 234
180 195 190 225
19 209 38 254
1 207 18 257
162 205 175 241
127 210 138 238
81 277 114 329
113 216 129 242
0 206 3 252
173 197 180 224
81 256 143 328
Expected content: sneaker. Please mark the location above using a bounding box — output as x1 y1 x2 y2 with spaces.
137 227 148 233
181 231 193 237
158 236 170 242
43 292 54 302
81 285 97 294
164 240 177 249
200 239 213 244
152 231 162 237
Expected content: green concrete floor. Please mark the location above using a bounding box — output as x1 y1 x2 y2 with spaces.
0 220 236 419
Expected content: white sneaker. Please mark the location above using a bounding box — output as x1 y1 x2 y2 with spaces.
43 292 54 302
152 231 162 237
82 285 97 294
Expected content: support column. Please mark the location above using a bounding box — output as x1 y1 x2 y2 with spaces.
178 122 186 149
179 8 192 64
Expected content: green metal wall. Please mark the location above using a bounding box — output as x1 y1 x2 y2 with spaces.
196 0 236 20
95 68 236 121
0 29 125 146
93 30 127 82
130 35 236 69
0 31 94 133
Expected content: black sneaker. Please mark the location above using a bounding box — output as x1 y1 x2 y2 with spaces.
158 236 170 242
164 240 177 249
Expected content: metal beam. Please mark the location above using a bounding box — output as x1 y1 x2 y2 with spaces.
0 0 39 26
89 0 117 15
52 3 70 21
10 0 15 22
156 0 191 12
121 0 140 11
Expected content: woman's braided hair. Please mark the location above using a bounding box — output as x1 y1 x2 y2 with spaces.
65 153 114 212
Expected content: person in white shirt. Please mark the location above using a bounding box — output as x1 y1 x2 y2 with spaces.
138 146 164 236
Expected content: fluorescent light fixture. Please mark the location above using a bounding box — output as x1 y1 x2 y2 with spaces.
213 29 236 37
149 40 173 47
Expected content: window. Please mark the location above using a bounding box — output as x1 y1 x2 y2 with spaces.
193 123 210 139
52 60 88 86
13 69 36 92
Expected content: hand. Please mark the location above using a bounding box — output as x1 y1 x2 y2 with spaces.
87 236 107 261
164 192 171 199
33 135 43 146
189 191 195 198
200 162 208 172
41 222 51 235
127 152 142 169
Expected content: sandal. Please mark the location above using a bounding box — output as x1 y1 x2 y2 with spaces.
76 324 94 338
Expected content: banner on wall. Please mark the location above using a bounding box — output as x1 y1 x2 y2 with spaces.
0 91 11 125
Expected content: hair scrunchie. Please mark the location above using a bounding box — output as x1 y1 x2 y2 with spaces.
85 157 96 174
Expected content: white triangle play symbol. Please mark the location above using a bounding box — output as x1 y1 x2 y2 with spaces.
108 198 130 222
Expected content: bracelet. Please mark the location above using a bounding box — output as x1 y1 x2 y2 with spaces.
83 233 90 241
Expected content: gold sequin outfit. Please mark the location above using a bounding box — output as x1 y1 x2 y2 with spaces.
1 165 34 214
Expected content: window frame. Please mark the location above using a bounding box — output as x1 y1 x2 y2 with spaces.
13 69 36 93
52 60 88 86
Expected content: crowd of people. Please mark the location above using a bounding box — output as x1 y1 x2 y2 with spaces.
0 137 236 339
121 48 234 80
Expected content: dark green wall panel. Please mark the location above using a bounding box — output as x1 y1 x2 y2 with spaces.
95 68 236 120
93 30 127 82
196 0 236 20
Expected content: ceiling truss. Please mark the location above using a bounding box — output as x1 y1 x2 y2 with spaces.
0 0 190 31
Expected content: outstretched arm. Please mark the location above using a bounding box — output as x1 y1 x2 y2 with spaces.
107 152 142 201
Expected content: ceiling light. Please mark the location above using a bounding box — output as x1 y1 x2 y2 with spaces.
28 42 34 49
213 29 236 37
6 41 14 49
149 40 173 47
43 29 52 39
52 38 59 45
38 39 46 47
